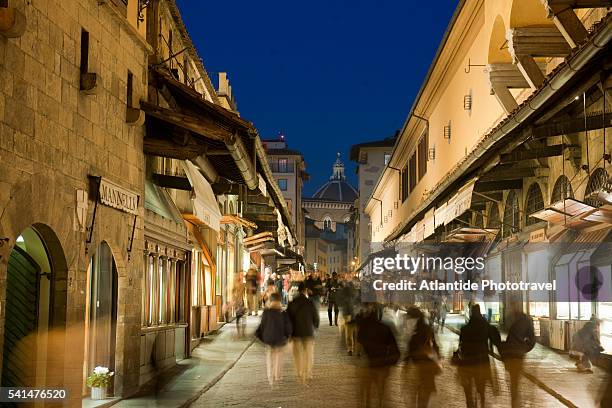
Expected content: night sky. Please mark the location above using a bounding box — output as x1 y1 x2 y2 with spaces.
176 0 458 196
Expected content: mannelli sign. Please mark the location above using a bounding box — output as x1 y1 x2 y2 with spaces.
98 178 139 215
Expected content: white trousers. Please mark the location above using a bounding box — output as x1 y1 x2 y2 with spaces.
292 337 315 382
265 345 285 385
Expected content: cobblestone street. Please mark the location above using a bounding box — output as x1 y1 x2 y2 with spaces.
192 312 564 408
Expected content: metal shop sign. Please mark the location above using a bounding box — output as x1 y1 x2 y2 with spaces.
98 178 139 215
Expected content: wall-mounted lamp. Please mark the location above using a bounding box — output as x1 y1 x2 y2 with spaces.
464 94 472 111
444 122 452 140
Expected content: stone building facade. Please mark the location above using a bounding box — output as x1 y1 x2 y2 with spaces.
0 0 149 402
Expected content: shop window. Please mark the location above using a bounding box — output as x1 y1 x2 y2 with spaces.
158 257 166 324
525 183 544 226
502 191 520 238
147 255 156 325
551 175 574 203
584 168 608 208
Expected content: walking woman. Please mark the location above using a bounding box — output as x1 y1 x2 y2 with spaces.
255 293 292 387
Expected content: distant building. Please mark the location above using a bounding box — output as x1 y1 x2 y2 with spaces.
303 154 357 274
349 134 396 268
262 136 309 254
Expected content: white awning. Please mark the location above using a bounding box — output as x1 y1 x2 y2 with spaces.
445 178 477 225
435 203 447 229
183 161 222 232
423 208 436 238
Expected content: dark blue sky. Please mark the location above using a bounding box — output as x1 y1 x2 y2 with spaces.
177 0 458 196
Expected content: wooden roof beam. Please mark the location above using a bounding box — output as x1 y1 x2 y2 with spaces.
474 179 523 192
499 144 572 163
543 1 610 48
534 112 612 139
480 166 538 181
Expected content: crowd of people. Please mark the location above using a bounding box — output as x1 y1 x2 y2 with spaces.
235 269 609 407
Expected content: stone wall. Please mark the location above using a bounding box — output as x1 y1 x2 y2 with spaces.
0 0 149 403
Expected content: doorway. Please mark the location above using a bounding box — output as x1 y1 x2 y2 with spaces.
1 225 65 389
83 242 118 395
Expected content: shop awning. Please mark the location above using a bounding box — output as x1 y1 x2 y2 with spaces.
531 198 608 228
144 179 184 224
220 214 258 230
444 178 477 226
423 208 436 239
443 227 499 243
182 161 222 232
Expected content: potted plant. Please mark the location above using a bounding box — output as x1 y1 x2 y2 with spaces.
86 366 114 400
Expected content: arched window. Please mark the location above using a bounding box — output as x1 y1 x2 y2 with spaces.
473 211 484 228
551 175 574 203
502 191 520 238
525 183 544 226
487 203 501 229
585 168 608 208
323 217 332 230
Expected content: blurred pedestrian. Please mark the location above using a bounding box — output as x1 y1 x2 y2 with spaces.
406 309 441 408
357 303 400 408
255 293 292 387
338 278 360 355
263 276 277 307
233 278 247 338
274 274 283 302
456 304 496 408
326 272 340 326
437 297 449 332
287 282 320 384
499 302 535 408
246 268 260 315
572 316 603 373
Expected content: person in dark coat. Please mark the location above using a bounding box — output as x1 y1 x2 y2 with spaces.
287 282 320 383
326 272 340 326
406 309 441 408
357 303 400 408
500 302 535 408
457 304 497 408
338 279 360 355
572 316 603 373
255 293 292 386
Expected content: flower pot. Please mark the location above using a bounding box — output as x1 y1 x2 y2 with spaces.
91 386 107 400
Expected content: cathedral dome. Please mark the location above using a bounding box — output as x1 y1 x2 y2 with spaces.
312 153 358 202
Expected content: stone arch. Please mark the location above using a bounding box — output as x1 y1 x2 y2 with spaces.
0 223 68 388
551 175 574 203
525 182 545 226
489 15 513 64
487 202 501 229
502 190 520 237
584 168 609 208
